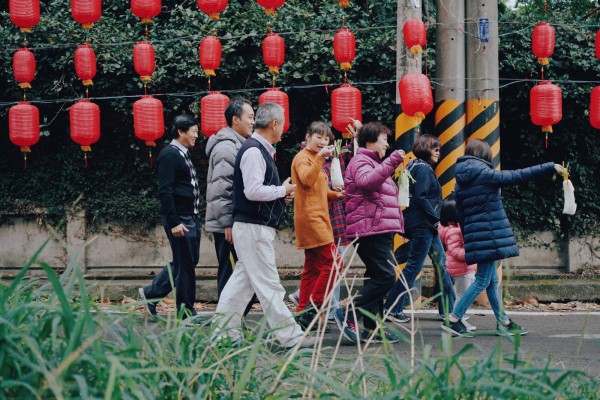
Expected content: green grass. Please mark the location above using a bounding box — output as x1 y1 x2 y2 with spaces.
1 242 599 399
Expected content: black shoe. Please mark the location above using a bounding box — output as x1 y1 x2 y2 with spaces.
441 319 474 337
138 287 157 317
295 307 330 332
360 328 400 344
497 319 528 336
333 308 358 344
385 310 411 324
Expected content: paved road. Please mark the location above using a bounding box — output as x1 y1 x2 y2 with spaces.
312 310 600 377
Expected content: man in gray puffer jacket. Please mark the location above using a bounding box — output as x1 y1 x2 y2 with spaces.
205 97 255 306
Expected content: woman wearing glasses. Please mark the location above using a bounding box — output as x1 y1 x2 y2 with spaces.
384 134 455 323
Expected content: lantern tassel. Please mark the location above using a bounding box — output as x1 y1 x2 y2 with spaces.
82 23 93 30
410 45 423 55
265 8 277 15
144 141 157 147
21 147 31 169
19 83 32 89
340 62 352 71
208 13 220 20
542 126 552 149
141 18 153 24
140 76 153 82
204 69 216 77
538 57 549 65
413 112 426 126
20 28 32 33
268 66 280 74
148 147 153 168
338 0 350 7
82 80 94 86
23 152 28 169
84 152 88 167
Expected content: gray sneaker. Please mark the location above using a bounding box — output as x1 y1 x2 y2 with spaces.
288 291 300 306
441 319 474 337
138 287 157 317
497 319 528 336
287 336 319 349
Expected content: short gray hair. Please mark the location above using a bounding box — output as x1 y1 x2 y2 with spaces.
254 103 284 130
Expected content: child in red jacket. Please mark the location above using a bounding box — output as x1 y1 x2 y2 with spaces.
438 197 476 331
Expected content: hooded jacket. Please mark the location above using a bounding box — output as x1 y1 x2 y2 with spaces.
205 126 247 232
344 148 404 238
454 156 555 265
438 223 476 277
402 158 442 236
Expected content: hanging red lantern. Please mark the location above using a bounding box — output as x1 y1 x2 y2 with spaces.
530 81 562 148
256 0 285 15
398 73 433 124
198 0 228 20
334 27 356 71
590 87 600 129
259 88 290 133
74 43 97 86
13 48 36 89
71 0 102 30
331 84 362 138
596 30 600 60
9 0 40 33
9 102 40 159
201 92 230 137
262 33 284 75
199 36 221 77
133 41 156 82
131 0 161 24
403 19 427 55
133 96 164 146
70 99 101 163
532 22 555 65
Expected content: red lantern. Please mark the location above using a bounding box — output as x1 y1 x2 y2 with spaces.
259 88 290 133
74 43 97 86
262 33 284 75
331 84 362 138
9 102 40 153
71 0 102 30
399 73 433 124
133 41 156 82
403 19 427 55
9 0 40 32
198 0 228 20
256 0 285 15
532 22 555 65
590 87 600 129
201 92 230 137
596 30 600 60
70 99 101 157
134 96 164 146
13 48 36 89
131 0 161 23
530 81 562 147
199 36 221 77
334 27 356 71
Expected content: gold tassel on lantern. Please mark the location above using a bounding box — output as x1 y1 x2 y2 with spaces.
141 17 153 24
265 8 276 15
144 141 157 147
19 83 32 89
20 146 31 153
81 146 92 152
208 13 220 20
340 62 352 71
413 111 426 126
538 58 549 65
82 23 94 30
338 0 350 7
203 69 216 77
268 66 280 74
410 45 423 55
542 125 553 149
83 80 94 86
20 28 32 33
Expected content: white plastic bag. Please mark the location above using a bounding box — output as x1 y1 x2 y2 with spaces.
330 157 344 188
397 168 412 208
562 179 577 215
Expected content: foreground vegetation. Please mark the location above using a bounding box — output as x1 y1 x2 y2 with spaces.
1 242 598 399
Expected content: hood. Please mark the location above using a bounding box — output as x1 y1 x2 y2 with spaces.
454 156 493 185
205 126 246 156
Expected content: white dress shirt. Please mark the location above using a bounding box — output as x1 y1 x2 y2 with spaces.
239 132 286 202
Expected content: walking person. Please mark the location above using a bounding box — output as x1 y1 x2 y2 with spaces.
438 196 476 331
211 103 316 348
333 122 405 344
292 122 343 329
139 115 201 320
205 97 257 314
442 139 566 337
384 134 455 323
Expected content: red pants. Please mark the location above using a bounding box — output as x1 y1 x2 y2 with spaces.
297 242 340 311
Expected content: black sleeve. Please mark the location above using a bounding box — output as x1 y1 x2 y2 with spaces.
158 151 181 228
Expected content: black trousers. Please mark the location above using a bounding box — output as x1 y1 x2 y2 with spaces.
353 233 397 330
145 215 200 317
214 231 256 316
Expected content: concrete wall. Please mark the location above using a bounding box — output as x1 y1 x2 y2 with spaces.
1 212 598 275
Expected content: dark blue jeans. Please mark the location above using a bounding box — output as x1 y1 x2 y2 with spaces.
145 215 200 317
384 228 455 317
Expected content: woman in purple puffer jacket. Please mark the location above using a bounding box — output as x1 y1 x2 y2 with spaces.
333 122 405 344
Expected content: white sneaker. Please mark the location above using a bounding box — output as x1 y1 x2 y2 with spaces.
462 318 476 332
288 291 299 306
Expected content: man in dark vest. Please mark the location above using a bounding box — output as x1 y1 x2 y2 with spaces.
139 114 201 320
212 103 315 348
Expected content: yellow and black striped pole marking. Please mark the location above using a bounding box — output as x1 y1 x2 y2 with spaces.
434 99 466 199
465 99 501 169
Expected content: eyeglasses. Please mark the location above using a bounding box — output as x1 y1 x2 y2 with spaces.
433 148 441 153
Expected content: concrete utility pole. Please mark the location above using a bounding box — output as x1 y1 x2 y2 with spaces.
465 0 501 168
434 0 466 199
394 0 423 159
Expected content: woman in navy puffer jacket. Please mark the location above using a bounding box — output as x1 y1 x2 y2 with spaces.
442 139 565 337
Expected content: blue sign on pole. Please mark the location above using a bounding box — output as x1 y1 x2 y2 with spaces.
478 18 490 43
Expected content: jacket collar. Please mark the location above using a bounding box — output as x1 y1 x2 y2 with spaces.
357 147 381 162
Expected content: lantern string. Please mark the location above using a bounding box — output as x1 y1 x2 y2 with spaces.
23 153 27 170
84 152 88 167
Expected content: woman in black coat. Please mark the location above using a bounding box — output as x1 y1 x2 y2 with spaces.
442 139 565 337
